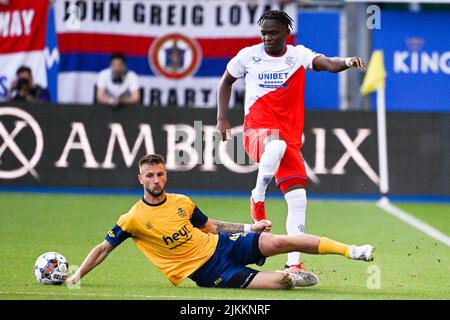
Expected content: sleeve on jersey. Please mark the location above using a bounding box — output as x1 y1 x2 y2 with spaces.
105 224 132 248
226 48 249 79
298 45 324 70
190 206 209 228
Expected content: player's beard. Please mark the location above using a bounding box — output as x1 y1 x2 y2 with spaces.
146 186 165 198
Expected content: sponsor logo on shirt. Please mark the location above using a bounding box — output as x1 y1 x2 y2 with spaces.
258 72 289 89
258 72 289 80
252 56 261 63
162 224 192 249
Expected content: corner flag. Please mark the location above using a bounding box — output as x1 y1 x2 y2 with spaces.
360 50 389 195
360 50 386 95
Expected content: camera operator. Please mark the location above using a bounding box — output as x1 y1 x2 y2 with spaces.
9 66 50 102
96 52 141 106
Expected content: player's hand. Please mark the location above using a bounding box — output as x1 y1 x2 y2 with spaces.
216 119 231 141
348 56 367 71
251 219 272 233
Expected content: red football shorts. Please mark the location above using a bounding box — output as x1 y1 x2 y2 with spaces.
243 128 308 192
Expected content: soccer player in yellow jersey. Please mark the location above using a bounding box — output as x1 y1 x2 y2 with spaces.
65 154 375 289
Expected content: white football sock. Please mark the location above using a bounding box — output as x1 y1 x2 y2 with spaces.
285 188 307 266
251 140 287 202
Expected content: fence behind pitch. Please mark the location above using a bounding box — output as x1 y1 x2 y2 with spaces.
0 102 448 196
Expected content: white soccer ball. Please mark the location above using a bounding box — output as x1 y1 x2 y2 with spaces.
34 252 69 285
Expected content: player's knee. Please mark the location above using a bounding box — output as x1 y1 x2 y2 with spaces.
284 188 307 203
265 139 287 160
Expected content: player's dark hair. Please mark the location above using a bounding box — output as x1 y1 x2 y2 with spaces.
139 154 166 168
16 66 32 76
257 10 294 30
110 52 126 63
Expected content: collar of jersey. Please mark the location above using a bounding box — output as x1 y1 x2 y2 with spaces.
262 44 289 59
141 196 167 207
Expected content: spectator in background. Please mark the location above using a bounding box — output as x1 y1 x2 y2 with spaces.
96 52 141 106
9 66 50 102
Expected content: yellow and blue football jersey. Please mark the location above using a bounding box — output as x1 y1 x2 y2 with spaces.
105 193 219 286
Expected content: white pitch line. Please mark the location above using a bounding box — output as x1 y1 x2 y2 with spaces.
0 291 179 299
0 291 275 300
377 197 450 247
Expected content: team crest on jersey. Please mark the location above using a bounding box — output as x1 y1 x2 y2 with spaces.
148 33 202 80
177 208 187 217
285 56 296 67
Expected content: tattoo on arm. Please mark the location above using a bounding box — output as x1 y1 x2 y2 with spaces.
215 221 244 234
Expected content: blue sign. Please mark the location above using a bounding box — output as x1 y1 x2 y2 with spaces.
373 12 450 112
0 76 8 99
297 11 340 110
45 4 59 103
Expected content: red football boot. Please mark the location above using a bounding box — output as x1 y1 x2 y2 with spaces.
284 262 306 273
250 197 266 222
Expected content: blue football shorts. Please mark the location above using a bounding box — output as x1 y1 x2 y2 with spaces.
189 232 266 288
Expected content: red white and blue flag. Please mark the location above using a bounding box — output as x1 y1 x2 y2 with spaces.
0 0 49 101
54 0 296 106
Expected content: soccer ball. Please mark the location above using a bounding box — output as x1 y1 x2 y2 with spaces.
34 252 69 285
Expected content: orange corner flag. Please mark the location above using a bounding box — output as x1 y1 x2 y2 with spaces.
360 50 387 95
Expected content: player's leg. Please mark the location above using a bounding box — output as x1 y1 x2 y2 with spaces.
258 232 375 262
246 270 318 289
226 232 318 289
275 146 309 271
283 186 307 271
190 233 289 289
250 137 287 221
245 129 287 222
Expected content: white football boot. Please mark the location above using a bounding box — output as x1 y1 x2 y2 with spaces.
284 271 318 288
348 245 375 261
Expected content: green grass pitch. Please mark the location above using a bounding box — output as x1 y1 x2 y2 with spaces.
0 192 449 300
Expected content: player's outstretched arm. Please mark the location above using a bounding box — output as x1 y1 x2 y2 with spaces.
64 240 114 285
313 56 367 73
199 219 272 234
216 70 237 141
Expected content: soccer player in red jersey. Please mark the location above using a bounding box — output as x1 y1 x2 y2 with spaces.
217 10 367 273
